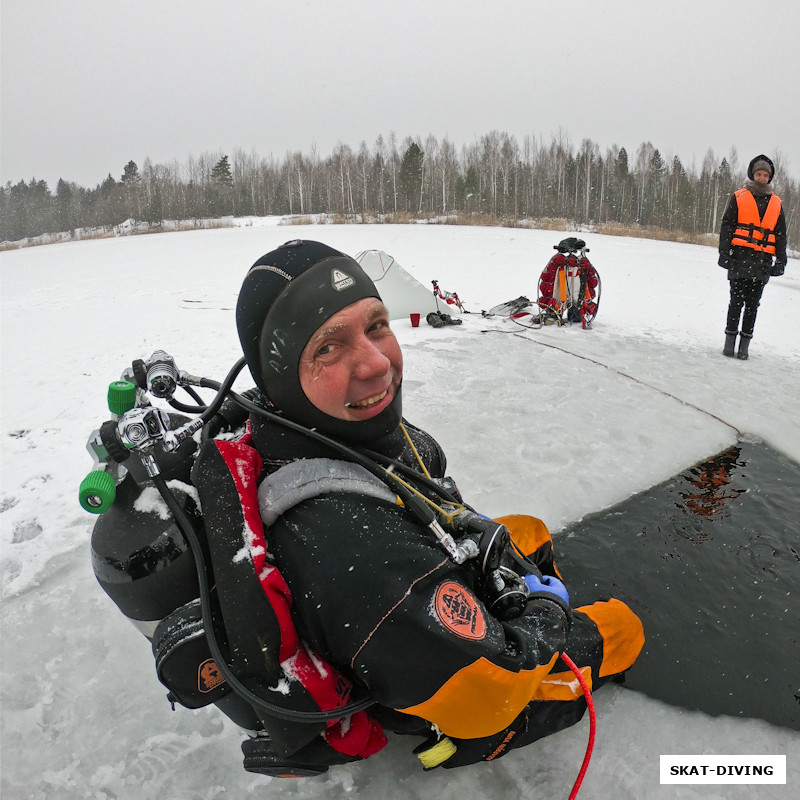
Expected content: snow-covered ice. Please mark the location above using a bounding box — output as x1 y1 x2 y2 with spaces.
2 221 798 798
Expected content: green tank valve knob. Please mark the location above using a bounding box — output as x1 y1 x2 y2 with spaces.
107 380 137 416
79 470 116 514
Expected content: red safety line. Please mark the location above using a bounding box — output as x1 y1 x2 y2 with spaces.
561 652 596 800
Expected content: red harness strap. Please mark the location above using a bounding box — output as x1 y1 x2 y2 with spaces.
213 438 386 759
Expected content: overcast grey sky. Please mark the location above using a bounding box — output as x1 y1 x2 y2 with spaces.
2 0 799 190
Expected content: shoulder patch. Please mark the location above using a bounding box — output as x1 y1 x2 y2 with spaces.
434 581 486 640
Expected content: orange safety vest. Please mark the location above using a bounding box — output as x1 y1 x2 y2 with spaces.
731 188 782 255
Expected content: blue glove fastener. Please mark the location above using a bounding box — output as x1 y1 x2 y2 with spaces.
524 573 569 605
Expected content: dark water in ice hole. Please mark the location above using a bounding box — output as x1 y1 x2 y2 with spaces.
555 439 800 730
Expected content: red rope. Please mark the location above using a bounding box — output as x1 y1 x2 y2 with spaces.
560 652 596 800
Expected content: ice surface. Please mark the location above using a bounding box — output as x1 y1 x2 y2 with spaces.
2 221 798 798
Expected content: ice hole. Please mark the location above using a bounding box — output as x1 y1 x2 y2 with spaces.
556 440 800 730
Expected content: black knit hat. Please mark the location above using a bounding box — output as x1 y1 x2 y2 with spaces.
236 240 402 444
747 154 775 182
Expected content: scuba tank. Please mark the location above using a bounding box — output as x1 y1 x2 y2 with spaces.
82 360 210 647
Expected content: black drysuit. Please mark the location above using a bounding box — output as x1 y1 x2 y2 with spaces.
249 414 644 768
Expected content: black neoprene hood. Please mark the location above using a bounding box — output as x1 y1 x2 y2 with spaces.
235 240 403 443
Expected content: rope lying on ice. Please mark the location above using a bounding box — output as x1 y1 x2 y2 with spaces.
480 327 743 437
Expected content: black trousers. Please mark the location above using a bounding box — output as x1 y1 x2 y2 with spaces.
726 278 766 336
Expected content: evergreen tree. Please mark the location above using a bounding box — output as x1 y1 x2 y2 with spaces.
210 155 234 214
96 173 125 227
120 161 141 220
648 149 667 225
121 160 140 184
211 155 233 187
713 157 734 232
718 157 733 196
398 142 424 212
611 147 631 221
669 156 693 230
615 147 629 179
3 179 56 239
56 179 78 233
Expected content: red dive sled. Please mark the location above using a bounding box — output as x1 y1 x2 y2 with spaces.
483 238 601 330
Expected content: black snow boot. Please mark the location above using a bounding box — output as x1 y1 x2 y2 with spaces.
737 333 752 360
723 330 737 357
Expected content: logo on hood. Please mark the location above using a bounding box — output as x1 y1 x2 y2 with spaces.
331 269 355 291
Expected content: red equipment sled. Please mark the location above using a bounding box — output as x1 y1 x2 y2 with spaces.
535 238 601 329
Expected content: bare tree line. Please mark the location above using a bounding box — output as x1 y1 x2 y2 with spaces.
2 131 797 249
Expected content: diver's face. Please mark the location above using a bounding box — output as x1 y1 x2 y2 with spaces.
298 297 402 422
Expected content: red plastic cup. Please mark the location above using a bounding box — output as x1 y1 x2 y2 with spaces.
410 313 420 327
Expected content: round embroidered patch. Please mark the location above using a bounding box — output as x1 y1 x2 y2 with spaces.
434 581 487 640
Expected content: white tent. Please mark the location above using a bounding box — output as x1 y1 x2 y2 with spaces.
355 250 439 320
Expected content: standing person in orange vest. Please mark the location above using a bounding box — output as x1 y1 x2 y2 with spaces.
718 154 787 359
